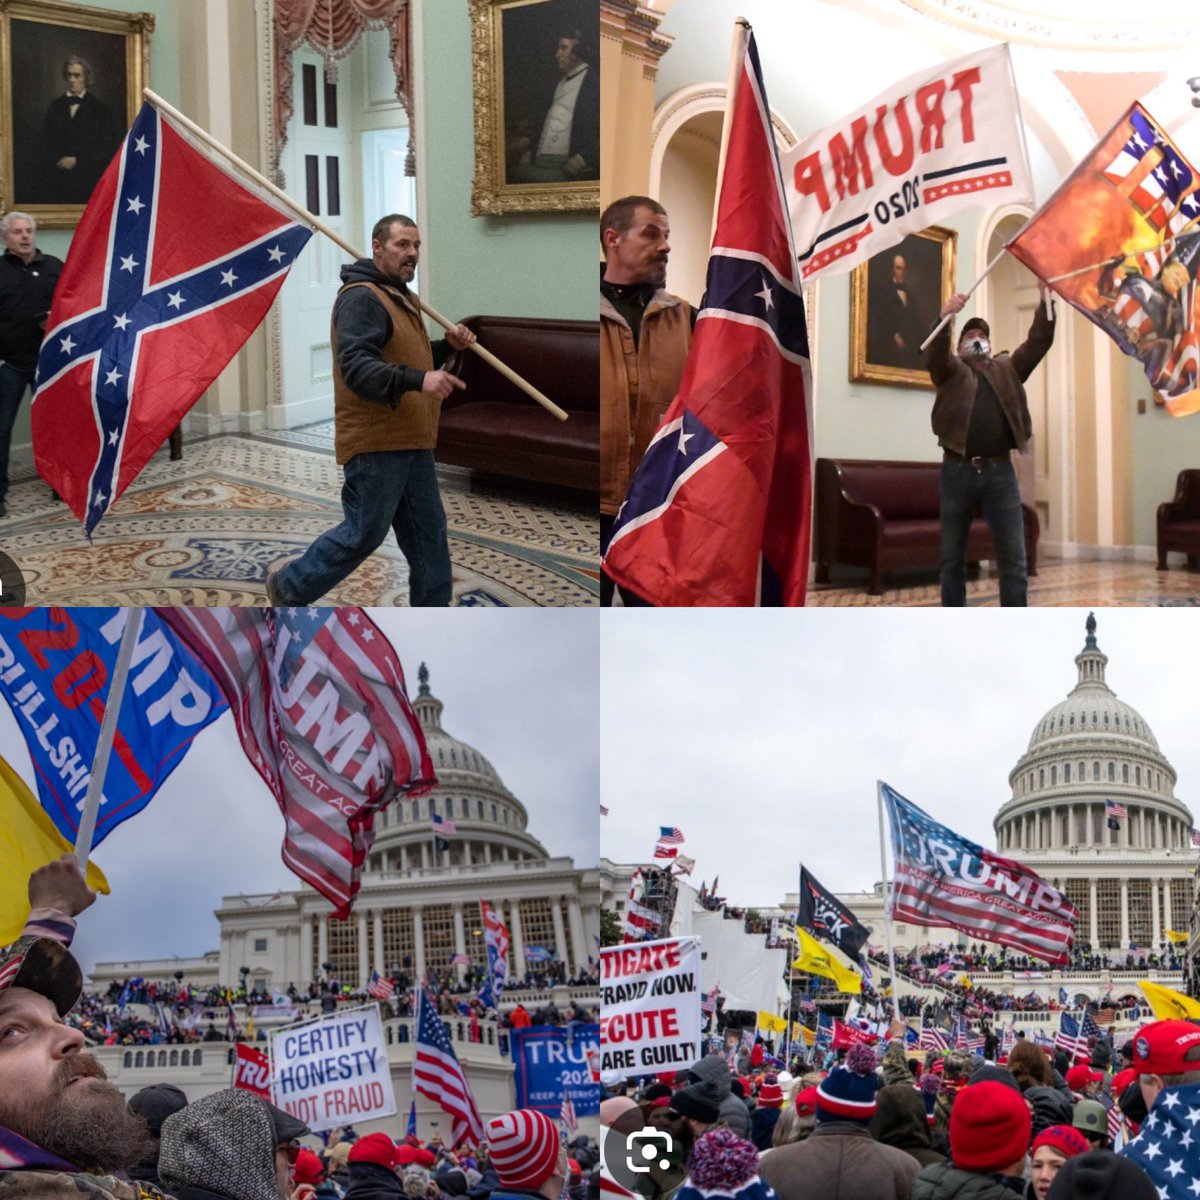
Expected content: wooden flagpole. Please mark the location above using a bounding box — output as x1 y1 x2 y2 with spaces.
74 608 143 871
142 89 568 422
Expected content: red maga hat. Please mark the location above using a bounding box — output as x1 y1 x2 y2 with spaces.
1131 1020 1200 1076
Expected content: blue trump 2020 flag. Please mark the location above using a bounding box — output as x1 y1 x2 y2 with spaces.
0 609 227 845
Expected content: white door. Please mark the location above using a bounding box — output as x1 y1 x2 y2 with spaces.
272 50 361 429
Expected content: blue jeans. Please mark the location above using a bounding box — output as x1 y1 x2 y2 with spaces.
0 362 35 500
275 449 451 606
939 458 1027 607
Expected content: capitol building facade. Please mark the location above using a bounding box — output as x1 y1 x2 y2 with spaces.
832 617 1193 1005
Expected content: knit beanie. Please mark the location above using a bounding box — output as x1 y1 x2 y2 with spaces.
815 1043 879 1125
756 1074 784 1108
486 1110 560 1188
675 1130 771 1200
1032 1125 1090 1160
402 1166 430 1199
1045 1149 1158 1200
670 1079 722 1124
950 1079 1031 1173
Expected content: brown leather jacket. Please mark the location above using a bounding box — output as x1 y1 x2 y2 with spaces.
925 305 1055 456
600 288 692 516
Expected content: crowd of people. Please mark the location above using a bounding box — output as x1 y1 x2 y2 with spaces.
602 1010 1197 1198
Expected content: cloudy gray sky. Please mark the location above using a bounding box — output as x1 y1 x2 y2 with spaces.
601 609 1200 909
0 610 599 980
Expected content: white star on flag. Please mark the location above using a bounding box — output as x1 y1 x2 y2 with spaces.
133 135 149 154
267 245 285 263
114 313 130 330
126 196 145 215
104 367 122 386
756 275 774 310
120 255 139 273
167 292 185 309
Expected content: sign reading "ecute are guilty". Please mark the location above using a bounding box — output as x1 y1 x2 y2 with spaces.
599 936 701 1073
271 1006 396 1132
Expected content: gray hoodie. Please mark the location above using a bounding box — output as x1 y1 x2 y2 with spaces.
688 1053 751 1137
159 1089 281 1200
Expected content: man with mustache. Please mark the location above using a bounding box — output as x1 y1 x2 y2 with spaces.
600 196 693 605
0 854 164 1198
267 214 476 607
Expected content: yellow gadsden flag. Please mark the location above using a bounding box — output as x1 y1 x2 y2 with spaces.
1166 930 1190 945
758 1011 788 1034
0 754 109 944
1138 979 1200 1022
792 927 862 994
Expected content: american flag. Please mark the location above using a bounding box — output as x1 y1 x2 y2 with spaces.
1191 828 1200 849
1123 1081 1200 1192
880 782 1077 964
450 953 471 967
1102 107 1197 235
658 826 685 845
1080 1011 1103 1046
158 608 436 917
919 1019 948 1053
412 986 483 1147
653 845 678 860
701 984 719 1015
561 1090 578 1133
480 900 510 989
368 970 395 1000
1106 799 1127 820
33 103 312 534
432 813 457 836
1055 1012 1088 1061
602 27 813 607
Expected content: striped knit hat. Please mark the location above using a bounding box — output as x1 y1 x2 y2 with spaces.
815 1044 880 1125
486 1110 560 1188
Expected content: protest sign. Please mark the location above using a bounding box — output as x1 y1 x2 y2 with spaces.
271 1005 395 1132
233 1043 272 1099
599 936 701 1073
511 1025 600 1118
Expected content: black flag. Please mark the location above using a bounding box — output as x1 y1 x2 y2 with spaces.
798 866 871 959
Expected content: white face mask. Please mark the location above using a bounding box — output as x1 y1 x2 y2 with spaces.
961 336 990 357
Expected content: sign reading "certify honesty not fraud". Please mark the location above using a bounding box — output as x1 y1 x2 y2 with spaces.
599 936 701 1074
271 1005 396 1132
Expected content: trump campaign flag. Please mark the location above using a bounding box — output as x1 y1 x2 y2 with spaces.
32 101 312 533
880 781 1077 963
157 608 436 917
1006 104 1200 414
602 25 812 606
0 608 226 845
782 44 1033 282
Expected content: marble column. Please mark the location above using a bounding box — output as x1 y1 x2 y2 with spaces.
317 915 329 975
420 842 430 869
1089 880 1098 948
1151 879 1161 949
357 911 369 988
509 900 527 977
373 909 384 975
550 897 568 966
413 906 426 981
567 897 587 973
301 913 314 985
453 902 467 982
1164 881 1174 941
484 842 493 864
1120 881 1130 948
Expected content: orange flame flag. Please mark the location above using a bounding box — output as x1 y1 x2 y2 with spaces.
1007 103 1200 416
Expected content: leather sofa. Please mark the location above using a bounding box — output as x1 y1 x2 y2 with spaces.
815 457 1040 595
1157 469 1200 570
436 314 598 493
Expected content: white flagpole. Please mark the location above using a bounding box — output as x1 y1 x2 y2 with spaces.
877 781 901 1022
918 247 1008 352
141 88 568 423
711 18 751 245
74 608 143 872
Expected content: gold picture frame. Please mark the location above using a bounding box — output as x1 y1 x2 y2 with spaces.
468 0 598 216
850 225 957 389
0 0 153 230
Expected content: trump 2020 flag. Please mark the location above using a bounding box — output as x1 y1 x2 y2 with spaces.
32 101 312 533
1007 103 1200 414
156 608 436 917
0 608 227 846
880 781 1077 964
782 44 1033 282
603 25 812 606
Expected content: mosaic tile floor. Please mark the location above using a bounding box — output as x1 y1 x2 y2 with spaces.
0 427 598 606
808 561 1200 606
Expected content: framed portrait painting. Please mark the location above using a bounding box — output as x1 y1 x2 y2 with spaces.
468 0 599 216
0 0 153 229
849 225 957 389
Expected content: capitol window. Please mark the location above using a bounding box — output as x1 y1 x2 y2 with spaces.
1093 761 1100 780
1123 764 1129 783
1108 762 1115 781
1051 765 1057 785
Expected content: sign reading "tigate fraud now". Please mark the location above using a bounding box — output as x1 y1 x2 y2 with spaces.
271 1005 396 1132
599 936 701 1073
